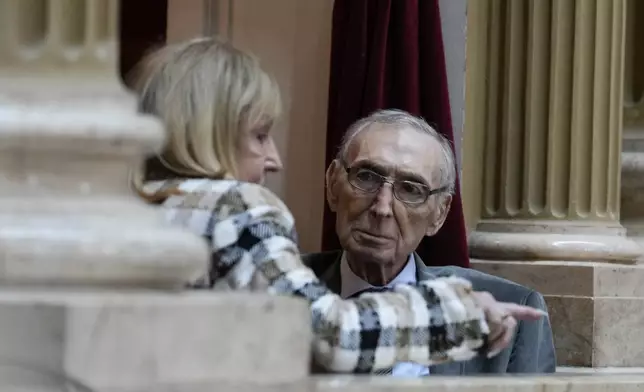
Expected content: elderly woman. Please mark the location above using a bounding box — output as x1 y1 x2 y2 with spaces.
130 37 543 373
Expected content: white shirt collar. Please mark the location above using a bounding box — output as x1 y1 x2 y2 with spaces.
339 252 417 299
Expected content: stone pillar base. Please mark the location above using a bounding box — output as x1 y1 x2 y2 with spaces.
0 291 311 392
472 260 644 367
469 220 641 263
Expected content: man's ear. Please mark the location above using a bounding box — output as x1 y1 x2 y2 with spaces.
425 194 452 236
325 160 341 212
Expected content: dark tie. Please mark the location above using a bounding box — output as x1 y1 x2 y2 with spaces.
348 286 391 299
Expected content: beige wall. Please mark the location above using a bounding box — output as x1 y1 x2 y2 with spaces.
167 0 333 253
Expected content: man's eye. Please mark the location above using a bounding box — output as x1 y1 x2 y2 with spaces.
356 170 379 182
399 181 424 195
256 133 268 143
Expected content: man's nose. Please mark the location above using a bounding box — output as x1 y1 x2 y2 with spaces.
370 183 394 217
264 137 283 173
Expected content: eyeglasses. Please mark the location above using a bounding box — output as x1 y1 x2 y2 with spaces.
343 165 448 205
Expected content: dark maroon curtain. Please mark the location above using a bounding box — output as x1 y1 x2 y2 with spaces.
322 0 469 268
119 0 168 79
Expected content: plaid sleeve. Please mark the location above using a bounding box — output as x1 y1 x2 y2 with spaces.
153 179 490 373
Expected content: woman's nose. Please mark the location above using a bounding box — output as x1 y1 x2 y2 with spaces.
265 137 283 173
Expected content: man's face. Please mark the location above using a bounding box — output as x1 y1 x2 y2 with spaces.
326 124 451 268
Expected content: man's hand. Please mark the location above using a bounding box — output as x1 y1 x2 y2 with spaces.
472 291 547 358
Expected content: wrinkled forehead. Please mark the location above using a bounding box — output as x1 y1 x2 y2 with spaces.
345 124 443 185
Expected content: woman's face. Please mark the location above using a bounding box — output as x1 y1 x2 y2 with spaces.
236 122 283 184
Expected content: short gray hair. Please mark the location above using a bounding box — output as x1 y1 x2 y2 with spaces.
336 109 456 194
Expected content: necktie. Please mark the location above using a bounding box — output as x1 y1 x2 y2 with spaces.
348 286 390 298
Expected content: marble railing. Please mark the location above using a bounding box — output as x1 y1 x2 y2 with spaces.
318 374 644 392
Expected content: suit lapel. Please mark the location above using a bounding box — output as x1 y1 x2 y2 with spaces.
414 253 466 376
319 252 343 295
414 252 438 280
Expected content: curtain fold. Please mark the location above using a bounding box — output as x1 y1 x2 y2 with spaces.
322 0 469 268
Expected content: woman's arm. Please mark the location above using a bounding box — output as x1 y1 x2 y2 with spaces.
157 179 489 373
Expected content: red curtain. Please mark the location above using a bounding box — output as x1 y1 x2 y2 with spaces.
119 0 168 79
322 0 469 268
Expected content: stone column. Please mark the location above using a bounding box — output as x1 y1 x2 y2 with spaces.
0 0 310 390
621 0 644 249
467 0 644 368
468 0 638 262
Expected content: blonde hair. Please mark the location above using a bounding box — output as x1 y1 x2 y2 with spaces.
130 37 281 200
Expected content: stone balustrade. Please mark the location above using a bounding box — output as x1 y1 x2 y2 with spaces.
318 374 644 392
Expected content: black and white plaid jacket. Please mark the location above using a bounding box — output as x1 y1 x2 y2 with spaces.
144 178 490 373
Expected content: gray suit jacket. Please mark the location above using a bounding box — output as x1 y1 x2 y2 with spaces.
303 251 556 375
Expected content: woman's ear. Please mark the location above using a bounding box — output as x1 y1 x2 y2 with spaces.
325 160 340 212
425 194 452 237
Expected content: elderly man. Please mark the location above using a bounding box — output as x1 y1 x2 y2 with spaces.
305 109 555 375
